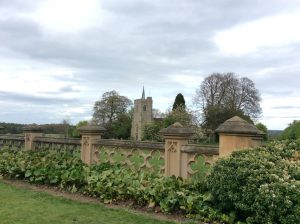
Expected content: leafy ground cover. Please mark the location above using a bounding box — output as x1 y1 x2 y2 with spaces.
0 181 175 224
0 149 226 223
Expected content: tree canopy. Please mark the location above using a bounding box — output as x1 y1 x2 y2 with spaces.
92 90 133 139
194 73 261 131
172 93 186 111
93 90 132 126
279 120 300 140
255 122 268 140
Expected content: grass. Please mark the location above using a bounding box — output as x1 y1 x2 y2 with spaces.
0 181 176 224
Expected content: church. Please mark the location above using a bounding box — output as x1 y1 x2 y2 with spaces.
131 87 153 140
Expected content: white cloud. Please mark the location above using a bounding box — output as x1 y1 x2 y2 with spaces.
214 10 300 56
33 0 107 33
260 96 300 129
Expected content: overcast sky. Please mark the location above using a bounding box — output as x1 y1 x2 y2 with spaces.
1 0 300 130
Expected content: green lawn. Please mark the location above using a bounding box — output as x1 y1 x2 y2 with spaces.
0 181 176 224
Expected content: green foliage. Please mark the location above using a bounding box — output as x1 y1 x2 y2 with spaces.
109 112 132 139
207 140 300 223
93 90 132 126
142 106 194 141
203 107 254 132
280 120 300 140
164 105 193 127
255 122 268 140
172 93 186 111
0 149 226 223
142 121 163 141
0 122 24 134
0 149 87 189
72 120 89 138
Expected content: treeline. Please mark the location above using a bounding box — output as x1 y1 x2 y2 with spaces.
0 122 76 137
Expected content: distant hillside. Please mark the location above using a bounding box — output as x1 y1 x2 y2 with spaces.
268 130 283 140
0 122 75 136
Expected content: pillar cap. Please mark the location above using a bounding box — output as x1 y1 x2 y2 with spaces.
215 116 262 135
23 125 43 133
159 122 195 138
78 124 106 135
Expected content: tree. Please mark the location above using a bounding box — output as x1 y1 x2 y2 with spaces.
164 105 193 127
142 121 164 141
110 112 132 139
279 120 300 140
71 120 89 138
61 119 70 137
255 122 268 141
142 105 194 142
93 90 133 139
194 73 261 131
172 93 186 111
93 90 132 126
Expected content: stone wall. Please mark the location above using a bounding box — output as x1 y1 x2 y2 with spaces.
0 116 264 179
0 134 25 150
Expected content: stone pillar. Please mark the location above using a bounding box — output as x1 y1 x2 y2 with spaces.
78 125 106 165
160 122 195 178
215 116 264 157
23 126 43 150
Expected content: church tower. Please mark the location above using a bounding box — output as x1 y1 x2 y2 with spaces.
131 87 153 140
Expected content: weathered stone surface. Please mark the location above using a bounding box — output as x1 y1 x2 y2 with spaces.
215 116 262 135
216 116 264 157
34 136 81 145
181 144 219 155
159 122 195 138
131 90 153 141
94 139 164 150
78 125 106 134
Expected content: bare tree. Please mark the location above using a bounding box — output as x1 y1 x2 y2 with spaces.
194 73 261 131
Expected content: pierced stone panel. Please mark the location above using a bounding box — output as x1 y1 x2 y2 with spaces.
93 146 165 173
0 139 24 150
187 153 218 179
34 141 81 152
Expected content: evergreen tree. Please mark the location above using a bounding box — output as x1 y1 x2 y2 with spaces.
172 93 186 111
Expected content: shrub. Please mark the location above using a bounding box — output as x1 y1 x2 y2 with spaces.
207 140 300 223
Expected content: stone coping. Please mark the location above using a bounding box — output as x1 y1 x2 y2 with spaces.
93 139 164 150
0 135 25 141
181 144 219 155
215 116 263 135
34 136 81 145
159 122 195 137
78 125 106 134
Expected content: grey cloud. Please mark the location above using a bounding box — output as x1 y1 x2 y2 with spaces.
0 91 76 104
1 0 300 128
59 85 80 93
272 106 300 109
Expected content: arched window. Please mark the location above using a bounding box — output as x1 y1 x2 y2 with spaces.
143 105 147 111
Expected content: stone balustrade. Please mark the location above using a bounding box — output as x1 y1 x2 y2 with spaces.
0 116 264 179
